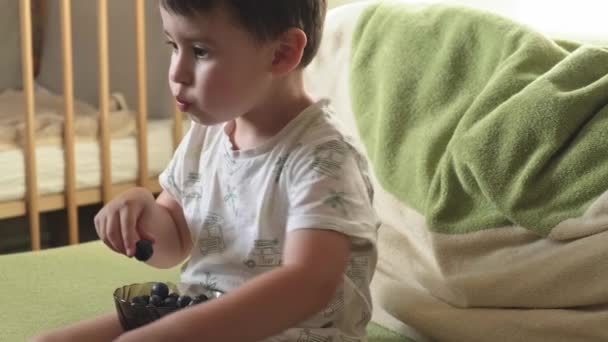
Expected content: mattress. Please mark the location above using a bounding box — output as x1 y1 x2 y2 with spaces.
0 119 190 202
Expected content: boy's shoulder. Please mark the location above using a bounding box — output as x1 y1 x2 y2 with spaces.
284 99 370 171
289 99 354 146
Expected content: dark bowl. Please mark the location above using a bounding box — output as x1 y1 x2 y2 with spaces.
113 282 177 331
113 282 224 331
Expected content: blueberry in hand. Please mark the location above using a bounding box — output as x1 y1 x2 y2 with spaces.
150 282 169 299
135 239 153 261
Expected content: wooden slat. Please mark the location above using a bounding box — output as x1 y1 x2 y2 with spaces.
0 179 162 220
60 0 79 245
97 0 112 204
0 201 28 221
19 0 41 251
135 0 149 188
173 101 183 150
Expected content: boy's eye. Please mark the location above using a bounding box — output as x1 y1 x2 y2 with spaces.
164 40 208 59
165 40 178 51
193 46 208 59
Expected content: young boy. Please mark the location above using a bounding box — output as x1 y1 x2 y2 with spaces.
33 0 378 341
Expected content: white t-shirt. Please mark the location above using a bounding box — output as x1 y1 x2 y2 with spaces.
159 99 379 341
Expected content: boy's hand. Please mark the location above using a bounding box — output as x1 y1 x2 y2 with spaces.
94 187 157 257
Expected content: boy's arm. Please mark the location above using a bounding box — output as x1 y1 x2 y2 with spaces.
125 189 191 269
117 228 351 342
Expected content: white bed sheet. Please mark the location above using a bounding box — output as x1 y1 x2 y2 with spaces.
0 119 190 202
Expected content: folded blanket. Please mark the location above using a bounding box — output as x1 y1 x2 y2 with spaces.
352 2 608 238
348 2 608 341
0 86 136 150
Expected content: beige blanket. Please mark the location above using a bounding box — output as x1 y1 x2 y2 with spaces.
0 87 135 150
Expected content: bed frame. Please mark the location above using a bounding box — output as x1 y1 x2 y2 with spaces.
1 0 184 251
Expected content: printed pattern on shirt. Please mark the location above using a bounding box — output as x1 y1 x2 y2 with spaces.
244 238 283 268
310 140 349 179
296 329 333 342
323 190 350 217
197 213 226 256
223 184 239 217
345 256 370 288
274 153 291 183
200 272 219 292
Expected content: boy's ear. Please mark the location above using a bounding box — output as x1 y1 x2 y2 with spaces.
271 28 307 75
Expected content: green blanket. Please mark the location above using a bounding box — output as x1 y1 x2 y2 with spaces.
0 242 410 341
351 2 608 236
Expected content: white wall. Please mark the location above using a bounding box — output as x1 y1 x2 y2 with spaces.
330 0 608 43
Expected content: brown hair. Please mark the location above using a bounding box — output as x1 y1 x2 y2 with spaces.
159 0 327 67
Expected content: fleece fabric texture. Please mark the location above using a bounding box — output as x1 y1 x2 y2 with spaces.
350 1 608 237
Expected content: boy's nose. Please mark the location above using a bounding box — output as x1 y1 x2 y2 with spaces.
170 57 193 86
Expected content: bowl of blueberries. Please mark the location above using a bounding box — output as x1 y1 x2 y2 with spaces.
113 240 222 331
113 281 222 331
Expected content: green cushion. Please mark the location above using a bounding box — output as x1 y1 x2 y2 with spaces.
0 241 411 341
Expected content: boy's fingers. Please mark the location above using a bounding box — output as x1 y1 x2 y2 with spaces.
120 207 140 257
93 214 101 237
134 206 156 244
107 213 125 254
98 216 115 253
99 215 120 254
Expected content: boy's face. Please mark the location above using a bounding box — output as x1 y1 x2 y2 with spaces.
160 5 275 125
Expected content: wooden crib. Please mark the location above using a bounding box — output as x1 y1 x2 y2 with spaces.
0 0 184 251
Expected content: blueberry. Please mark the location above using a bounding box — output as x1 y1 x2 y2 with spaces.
189 294 208 306
176 295 192 308
149 294 163 307
150 282 169 299
163 296 178 308
135 240 154 261
168 292 179 300
141 295 150 304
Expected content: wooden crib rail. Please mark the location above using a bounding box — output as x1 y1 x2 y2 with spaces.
19 0 41 251
135 0 149 189
9 0 184 252
98 0 112 205
60 0 79 245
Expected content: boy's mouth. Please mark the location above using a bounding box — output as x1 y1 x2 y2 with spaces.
176 98 191 112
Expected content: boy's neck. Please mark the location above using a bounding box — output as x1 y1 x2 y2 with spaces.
228 71 314 151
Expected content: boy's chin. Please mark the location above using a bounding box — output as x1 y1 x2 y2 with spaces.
187 112 223 126
188 114 207 125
